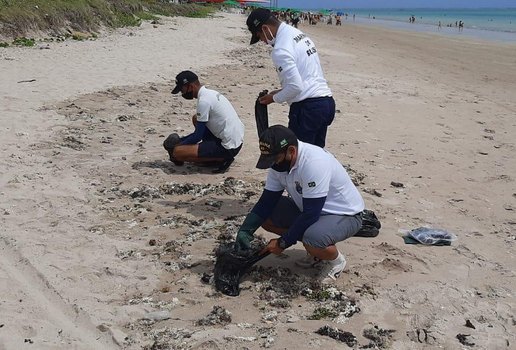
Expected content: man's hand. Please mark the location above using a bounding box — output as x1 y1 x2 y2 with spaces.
258 89 281 105
261 238 284 256
258 93 275 105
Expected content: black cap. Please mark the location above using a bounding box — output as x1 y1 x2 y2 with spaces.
256 125 297 169
171 70 198 94
246 8 272 45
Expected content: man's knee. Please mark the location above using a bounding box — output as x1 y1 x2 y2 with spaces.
261 218 287 235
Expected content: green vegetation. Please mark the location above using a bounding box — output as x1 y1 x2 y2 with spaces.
0 0 217 39
0 41 9 47
307 289 331 300
12 36 35 46
309 306 338 320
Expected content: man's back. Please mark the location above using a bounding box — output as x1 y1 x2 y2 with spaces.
197 86 244 149
271 23 332 104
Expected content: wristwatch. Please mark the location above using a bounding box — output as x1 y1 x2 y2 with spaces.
278 237 288 250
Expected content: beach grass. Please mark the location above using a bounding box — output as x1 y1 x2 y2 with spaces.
0 0 216 39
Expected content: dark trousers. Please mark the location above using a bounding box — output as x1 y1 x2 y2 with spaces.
198 129 242 160
288 96 335 148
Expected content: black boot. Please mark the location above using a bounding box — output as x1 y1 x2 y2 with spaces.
212 158 234 174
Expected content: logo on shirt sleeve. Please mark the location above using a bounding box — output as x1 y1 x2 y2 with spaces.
308 181 316 188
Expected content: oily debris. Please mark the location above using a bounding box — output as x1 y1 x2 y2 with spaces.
303 287 360 322
456 333 475 346
343 163 367 186
361 325 396 348
196 306 232 326
249 267 360 322
250 266 316 299
142 328 193 350
213 242 268 296
257 327 277 348
316 325 357 347
102 177 262 203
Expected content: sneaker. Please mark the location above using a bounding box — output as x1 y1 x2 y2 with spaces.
319 257 347 284
295 254 323 269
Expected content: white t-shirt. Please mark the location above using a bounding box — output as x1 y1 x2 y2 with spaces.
196 86 244 149
264 141 365 215
271 23 332 105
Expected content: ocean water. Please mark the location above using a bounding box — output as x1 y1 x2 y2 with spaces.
346 8 516 33
335 8 516 42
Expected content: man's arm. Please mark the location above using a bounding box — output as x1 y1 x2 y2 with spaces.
235 189 283 250
179 121 207 145
272 66 303 103
279 196 326 247
271 48 304 104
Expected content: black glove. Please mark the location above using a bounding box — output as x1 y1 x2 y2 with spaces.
163 133 181 151
163 133 183 164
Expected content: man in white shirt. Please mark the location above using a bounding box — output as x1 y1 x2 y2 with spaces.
164 70 244 173
235 125 365 284
247 9 335 148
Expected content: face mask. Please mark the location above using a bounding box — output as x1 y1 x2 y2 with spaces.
181 87 194 100
271 151 291 172
271 161 289 172
262 26 276 47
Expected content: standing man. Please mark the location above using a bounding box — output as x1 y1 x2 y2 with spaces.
246 8 335 148
164 70 244 173
234 125 365 284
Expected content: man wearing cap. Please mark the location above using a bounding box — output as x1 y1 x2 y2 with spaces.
246 8 335 148
234 125 365 284
164 70 244 173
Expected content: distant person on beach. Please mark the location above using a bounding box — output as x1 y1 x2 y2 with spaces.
234 125 365 284
164 70 244 173
291 15 300 28
246 8 335 148
438 21 442 30
459 21 464 32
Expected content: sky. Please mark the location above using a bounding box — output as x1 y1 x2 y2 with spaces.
273 0 516 10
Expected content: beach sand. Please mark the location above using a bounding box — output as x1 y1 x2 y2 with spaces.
0 12 515 349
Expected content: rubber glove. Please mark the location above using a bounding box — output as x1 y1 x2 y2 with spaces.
235 212 263 251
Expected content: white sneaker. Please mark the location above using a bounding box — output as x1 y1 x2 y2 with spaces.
319 257 347 284
295 254 324 269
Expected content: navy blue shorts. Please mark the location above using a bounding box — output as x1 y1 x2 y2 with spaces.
196 128 242 160
288 96 335 148
198 140 242 160
269 196 362 248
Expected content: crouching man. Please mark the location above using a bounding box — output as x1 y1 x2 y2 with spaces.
235 125 365 284
164 70 244 173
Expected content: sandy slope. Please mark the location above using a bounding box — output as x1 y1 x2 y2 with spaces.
1 12 515 349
